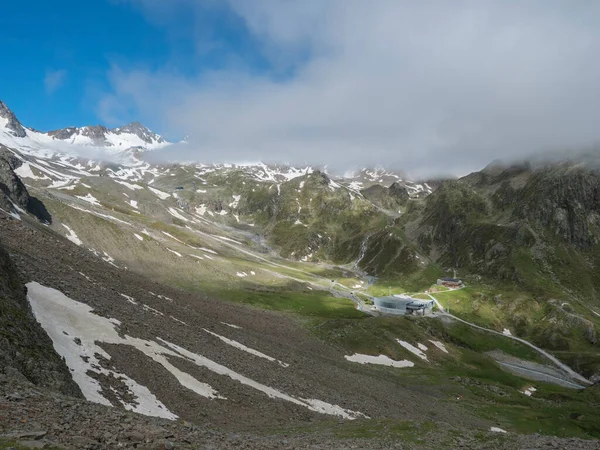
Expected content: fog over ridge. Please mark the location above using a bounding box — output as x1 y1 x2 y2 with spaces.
102 1 600 178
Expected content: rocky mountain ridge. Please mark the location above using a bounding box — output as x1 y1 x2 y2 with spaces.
0 100 168 152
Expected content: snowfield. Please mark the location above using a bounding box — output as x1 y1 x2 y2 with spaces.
26 282 367 420
27 282 176 419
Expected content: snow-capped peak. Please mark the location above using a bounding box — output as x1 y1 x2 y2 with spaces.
0 100 26 138
112 121 165 146
45 122 168 150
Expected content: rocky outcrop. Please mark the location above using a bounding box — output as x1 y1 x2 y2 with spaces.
0 146 51 223
389 181 410 204
46 126 78 140
0 100 26 138
0 240 81 396
361 182 409 210
515 166 600 249
48 125 112 145
0 148 29 213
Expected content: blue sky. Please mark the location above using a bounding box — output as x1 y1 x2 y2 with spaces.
1 0 267 134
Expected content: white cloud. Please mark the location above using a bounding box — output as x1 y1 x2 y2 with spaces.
104 1 600 177
44 69 68 95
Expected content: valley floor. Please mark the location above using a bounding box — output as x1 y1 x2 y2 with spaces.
2 212 600 447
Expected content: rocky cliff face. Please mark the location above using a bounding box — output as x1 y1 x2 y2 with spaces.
0 100 26 138
0 146 51 223
516 165 600 249
361 182 409 211
407 161 600 297
0 239 81 396
0 147 29 213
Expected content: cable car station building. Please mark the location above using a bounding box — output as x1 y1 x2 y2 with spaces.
372 294 435 316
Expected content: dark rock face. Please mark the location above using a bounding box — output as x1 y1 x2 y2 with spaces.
0 147 52 223
0 240 81 396
361 182 409 210
0 152 30 212
389 182 410 204
414 162 600 291
0 146 23 170
47 125 110 145
47 126 78 140
0 100 26 138
516 167 600 249
81 125 109 141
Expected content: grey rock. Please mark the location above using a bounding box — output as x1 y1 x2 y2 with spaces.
0 430 46 440
14 441 47 449
70 435 98 447
123 430 145 442
6 392 24 401
0 101 26 137
0 241 81 397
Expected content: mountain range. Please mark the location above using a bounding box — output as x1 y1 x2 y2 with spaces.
1 98 600 448
0 100 167 153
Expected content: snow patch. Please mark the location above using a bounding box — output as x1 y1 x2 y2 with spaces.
158 338 367 419
114 180 143 191
76 193 101 206
148 186 171 200
167 208 189 222
170 316 188 326
142 304 164 316
428 340 449 354
26 282 177 419
119 293 138 305
396 340 428 361
345 354 414 368
78 272 92 282
203 329 289 368
62 224 82 246
229 195 241 208
102 252 119 268
162 231 184 243
522 386 537 397
14 162 50 180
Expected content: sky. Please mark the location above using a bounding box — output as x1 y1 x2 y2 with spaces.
3 1 600 177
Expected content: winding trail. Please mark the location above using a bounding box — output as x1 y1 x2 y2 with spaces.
427 293 592 386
